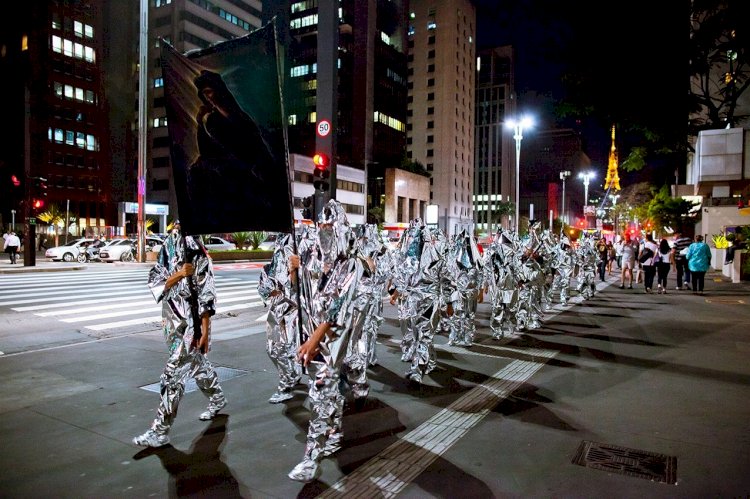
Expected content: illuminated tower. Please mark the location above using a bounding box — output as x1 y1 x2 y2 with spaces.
604 125 621 191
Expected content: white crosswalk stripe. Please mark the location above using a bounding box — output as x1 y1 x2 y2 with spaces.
0 268 262 331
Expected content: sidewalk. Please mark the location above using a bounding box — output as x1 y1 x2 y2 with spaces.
0 270 749 497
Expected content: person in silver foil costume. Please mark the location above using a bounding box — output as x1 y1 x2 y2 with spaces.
484 229 521 338
445 229 483 347
353 223 391 367
389 219 445 384
257 232 303 404
288 200 371 483
549 232 576 305
575 233 598 300
133 221 226 448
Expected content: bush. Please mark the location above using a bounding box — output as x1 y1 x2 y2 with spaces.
248 231 267 250
231 231 251 250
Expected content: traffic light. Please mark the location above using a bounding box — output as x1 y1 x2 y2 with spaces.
33 177 48 197
11 175 21 187
312 152 330 191
301 195 314 220
32 198 45 211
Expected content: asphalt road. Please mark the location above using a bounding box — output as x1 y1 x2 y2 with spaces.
0 264 749 498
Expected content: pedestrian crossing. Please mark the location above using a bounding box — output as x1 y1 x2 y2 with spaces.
0 268 264 331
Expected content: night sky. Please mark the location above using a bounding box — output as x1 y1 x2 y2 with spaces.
474 0 687 187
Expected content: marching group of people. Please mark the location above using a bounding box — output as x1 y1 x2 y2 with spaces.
130 199 715 483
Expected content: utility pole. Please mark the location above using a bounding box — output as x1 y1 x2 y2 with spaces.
314 0 339 218
136 0 149 261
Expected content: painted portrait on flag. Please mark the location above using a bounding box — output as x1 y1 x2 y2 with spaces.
160 23 293 235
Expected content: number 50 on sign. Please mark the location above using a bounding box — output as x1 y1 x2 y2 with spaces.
317 120 331 137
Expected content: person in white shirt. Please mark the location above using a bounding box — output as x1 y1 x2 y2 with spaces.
638 234 660 293
4 231 21 264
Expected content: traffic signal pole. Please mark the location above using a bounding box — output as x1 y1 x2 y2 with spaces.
315 0 338 216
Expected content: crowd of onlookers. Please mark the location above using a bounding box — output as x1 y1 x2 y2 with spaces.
601 231 713 296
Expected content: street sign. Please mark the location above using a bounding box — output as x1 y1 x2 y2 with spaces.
317 119 331 137
28 217 36 225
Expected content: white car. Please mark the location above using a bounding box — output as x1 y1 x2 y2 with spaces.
98 239 136 262
45 238 98 262
258 233 278 251
203 236 236 251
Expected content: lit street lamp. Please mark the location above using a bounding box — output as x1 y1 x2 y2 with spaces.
560 170 571 224
578 171 595 227
506 116 533 233
578 171 595 207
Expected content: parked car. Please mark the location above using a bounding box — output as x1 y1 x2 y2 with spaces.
203 236 236 251
98 238 136 262
45 238 99 262
258 233 278 251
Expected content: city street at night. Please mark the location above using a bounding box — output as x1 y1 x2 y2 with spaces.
0 262 748 497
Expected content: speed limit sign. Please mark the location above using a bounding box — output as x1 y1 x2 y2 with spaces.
317 119 331 137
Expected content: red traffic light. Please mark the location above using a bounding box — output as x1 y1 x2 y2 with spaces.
313 153 330 169
11 175 21 187
33 199 45 210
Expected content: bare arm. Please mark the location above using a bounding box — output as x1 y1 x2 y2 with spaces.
297 321 331 367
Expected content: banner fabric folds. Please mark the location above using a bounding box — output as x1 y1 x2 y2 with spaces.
160 23 293 236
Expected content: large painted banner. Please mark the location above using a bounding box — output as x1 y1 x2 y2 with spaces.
160 22 293 236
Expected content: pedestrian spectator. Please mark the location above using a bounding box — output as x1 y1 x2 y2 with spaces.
4 231 21 264
672 231 692 290
614 237 624 269
655 238 672 294
685 234 712 295
595 238 608 281
638 234 659 293
619 234 638 289
606 241 616 275
132 221 226 448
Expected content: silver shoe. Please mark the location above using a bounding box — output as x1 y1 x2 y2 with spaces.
132 429 169 448
199 398 227 420
288 458 321 482
268 390 294 404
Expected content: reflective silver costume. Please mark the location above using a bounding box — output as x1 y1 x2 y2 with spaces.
550 234 575 305
484 230 520 338
445 230 482 347
575 234 598 300
289 200 369 482
391 219 444 384
258 232 302 403
354 224 390 367
133 230 225 447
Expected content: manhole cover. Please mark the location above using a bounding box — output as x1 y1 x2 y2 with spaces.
572 440 677 484
140 366 248 393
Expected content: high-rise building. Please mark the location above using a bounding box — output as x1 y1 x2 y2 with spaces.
407 0 476 235
473 45 514 235
284 0 409 223
0 1 112 239
140 0 264 229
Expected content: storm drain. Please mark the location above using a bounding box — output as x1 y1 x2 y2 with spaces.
572 440 677 484
139 366 249 394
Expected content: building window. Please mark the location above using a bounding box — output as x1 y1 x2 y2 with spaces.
427 149 433 157
427 121 434 129
427 135 434 143
428 35 435 45
428 49 435 59
427 78 434 87
427 92 434 101
152 179 169 191
427 64 434 72
427 106 434 115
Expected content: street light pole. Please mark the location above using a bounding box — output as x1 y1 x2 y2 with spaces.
506 116 533 233
560 170 571 225
609 193 620 233
578 171 595 227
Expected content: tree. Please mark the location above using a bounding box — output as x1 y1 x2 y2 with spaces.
689 0 750 137
36 203 68 247
645 185 700 234
494 201 514 229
